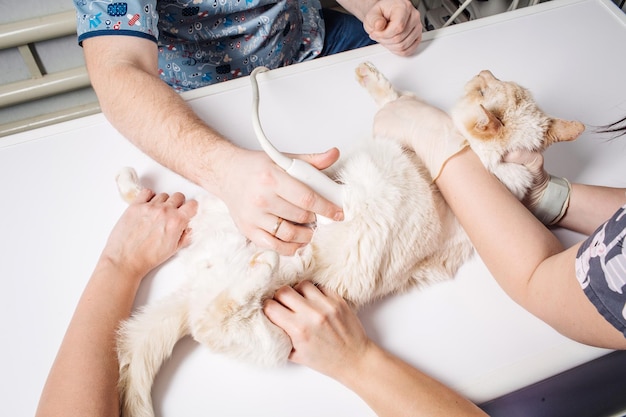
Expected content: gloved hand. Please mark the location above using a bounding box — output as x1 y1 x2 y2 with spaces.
372 95 469 181
504 150 571 225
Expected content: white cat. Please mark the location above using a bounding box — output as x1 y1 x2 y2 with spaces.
116 62 584 417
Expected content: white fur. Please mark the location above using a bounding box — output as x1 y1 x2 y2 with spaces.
116 63 576 417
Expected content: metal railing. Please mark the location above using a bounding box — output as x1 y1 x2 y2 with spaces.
0 11 100 137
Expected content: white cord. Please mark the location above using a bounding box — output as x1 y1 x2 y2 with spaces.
508 0 520 12
248 66 345 208
442 0 474 28
249 66 292 171
441 0 540 28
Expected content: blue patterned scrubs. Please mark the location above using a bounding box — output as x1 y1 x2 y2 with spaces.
74 0 324 90
576 204 626 337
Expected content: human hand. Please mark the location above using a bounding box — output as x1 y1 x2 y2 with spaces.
364 0 423 56
263 281 371 379
504 150 550 209
373 95 468 180
217 148 344 256
504 149 570 225
99 188 198 280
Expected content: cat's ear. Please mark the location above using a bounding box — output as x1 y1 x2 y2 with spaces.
547 119 585 144
471 104 503 139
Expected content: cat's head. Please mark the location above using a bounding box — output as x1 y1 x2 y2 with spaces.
450 70 584 166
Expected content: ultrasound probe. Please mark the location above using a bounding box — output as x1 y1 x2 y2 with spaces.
249 67 345 210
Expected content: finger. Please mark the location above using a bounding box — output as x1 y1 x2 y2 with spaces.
134 188 155 203
263 213 312 241
263 298 293 326
295 281 336 309
179 199 199 219
149 192 170 203
275 175 344 222
394 24 423 55
272 285 307 311
504 150 545 173
368 1 410 36
287 148 341 171
293 280 322 297
272 218 315 245
504 149 540 164
364 8 388 34
275 282 335 324
294 281 344 313
267 194 317 225
315 283 345 302
383 9 411 38
374 21 421 55
245 167 318 226
178 227 193 248
251 228 304 256
166 191 186 208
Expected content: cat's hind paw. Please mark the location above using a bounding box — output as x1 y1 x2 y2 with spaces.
355 61 401 107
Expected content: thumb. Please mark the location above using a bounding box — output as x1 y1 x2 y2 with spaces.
177 199 198 249
178 227 193 249
289 148 341 170
504 149 544 175
180 199 199 219
364 8 388 34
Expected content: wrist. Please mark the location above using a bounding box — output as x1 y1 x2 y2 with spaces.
334 339 381 388
197 141 241 198
94 255 145 291
531 175 571 226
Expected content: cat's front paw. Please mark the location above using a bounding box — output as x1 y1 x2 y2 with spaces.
115 167 143 203
355 61 400 107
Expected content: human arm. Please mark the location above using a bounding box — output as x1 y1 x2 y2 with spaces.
436 149 626 348
82 36 343 255
35 189 197 417
503 150 626 235
263 281 487 417
560 183 626 234
372 98 626 348
336 0 423 56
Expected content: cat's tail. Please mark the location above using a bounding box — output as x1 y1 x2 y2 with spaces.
117 289 190 417
116 166 144 203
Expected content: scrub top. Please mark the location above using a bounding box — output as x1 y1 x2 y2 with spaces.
75 0 324 90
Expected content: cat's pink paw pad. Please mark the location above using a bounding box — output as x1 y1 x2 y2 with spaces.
355 61 380 87
355 62 400 106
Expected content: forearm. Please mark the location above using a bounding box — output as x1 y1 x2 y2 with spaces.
556 183 626 235
335 0 378 20
84 37 237 196
338 342 486 417
437 149 563 300
35 259 142 417
437 149 626 347
265 283 486 415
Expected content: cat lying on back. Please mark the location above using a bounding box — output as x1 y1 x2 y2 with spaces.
116 62 584 417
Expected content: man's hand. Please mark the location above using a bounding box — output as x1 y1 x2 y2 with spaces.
216 148 344 255
364 0 423 56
